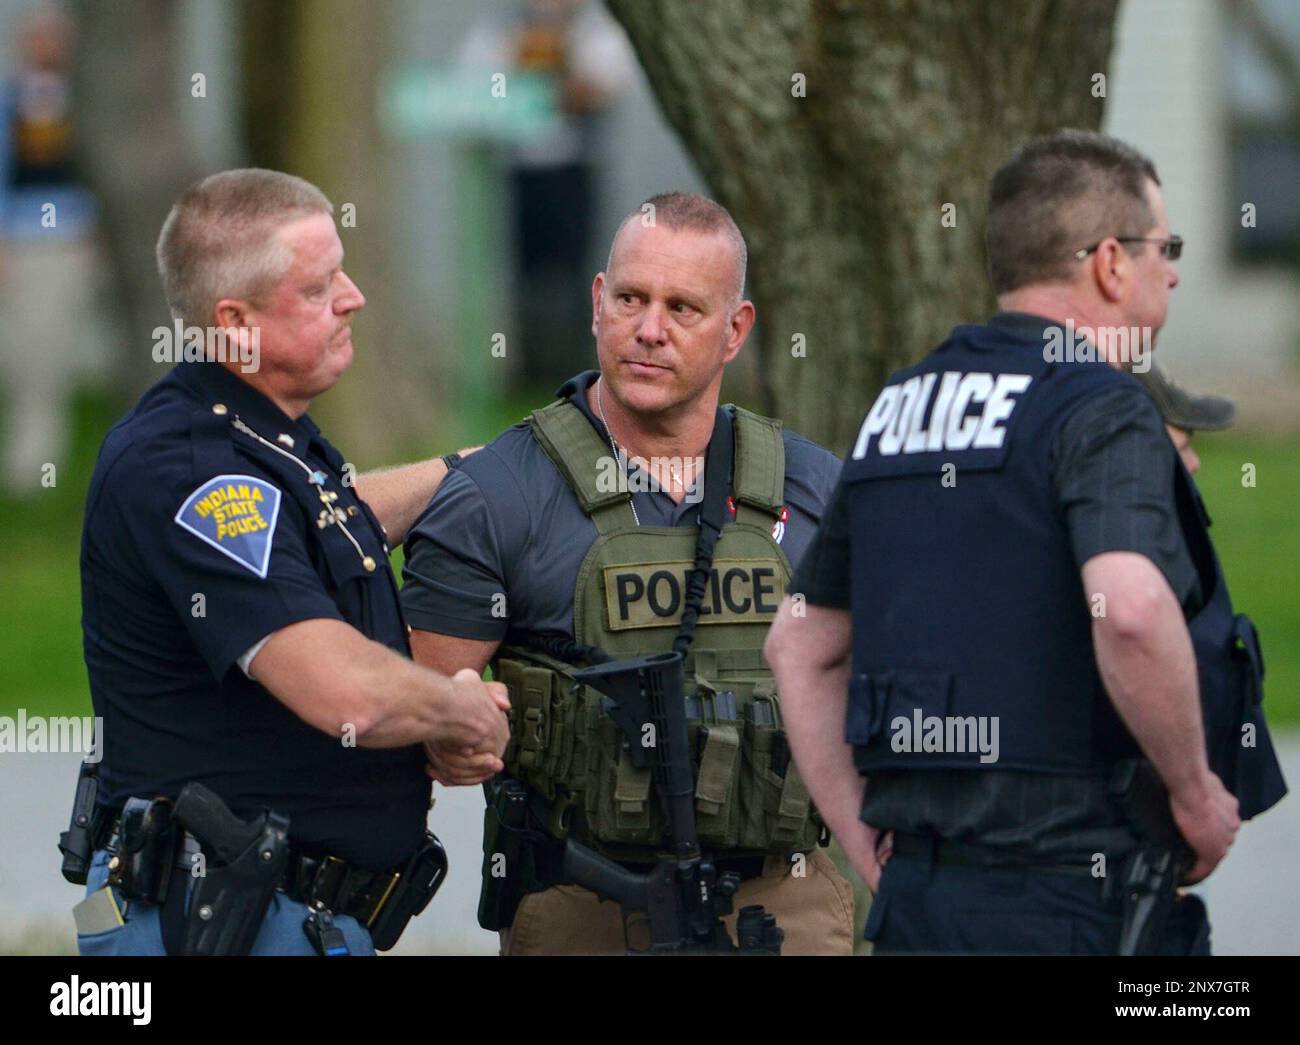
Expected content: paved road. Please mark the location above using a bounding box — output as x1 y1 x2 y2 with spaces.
3 740 1296 955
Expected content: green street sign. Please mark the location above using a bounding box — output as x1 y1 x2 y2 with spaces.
381 65 560 142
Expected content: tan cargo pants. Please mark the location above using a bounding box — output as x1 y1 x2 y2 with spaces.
499 846 856 955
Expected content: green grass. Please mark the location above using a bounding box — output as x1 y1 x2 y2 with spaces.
0 389 118 718
2 394 1297 727
1192 437 1300 725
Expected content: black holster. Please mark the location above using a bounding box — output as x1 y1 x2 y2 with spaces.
109 796 183 904
368 832 448 951
477 777 559 931
162 782 291 956
1110 759 1194 956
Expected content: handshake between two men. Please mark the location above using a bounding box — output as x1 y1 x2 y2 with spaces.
423 669 511 788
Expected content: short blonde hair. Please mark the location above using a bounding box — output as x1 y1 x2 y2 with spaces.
610 192 748 304
156 169 333 325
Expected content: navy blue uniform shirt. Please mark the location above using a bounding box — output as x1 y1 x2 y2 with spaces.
401 370 841 643
81 360 428 871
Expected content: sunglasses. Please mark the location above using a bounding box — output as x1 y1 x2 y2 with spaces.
1074 235 1184 261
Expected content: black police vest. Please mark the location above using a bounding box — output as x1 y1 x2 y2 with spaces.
841 323 1144 774
1176 461 1287 820
841 323 1289 812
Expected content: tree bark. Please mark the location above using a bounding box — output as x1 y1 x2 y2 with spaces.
607 0 1120 452
238 0 440 465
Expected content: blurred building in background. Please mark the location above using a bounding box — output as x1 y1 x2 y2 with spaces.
1105 0 1299 430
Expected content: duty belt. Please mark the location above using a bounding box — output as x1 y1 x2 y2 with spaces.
891 831 1098 877
105 823 403 927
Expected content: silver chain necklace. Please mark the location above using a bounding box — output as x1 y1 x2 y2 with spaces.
595 375 640 526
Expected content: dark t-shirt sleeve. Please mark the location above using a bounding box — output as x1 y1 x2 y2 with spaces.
102 450 348 681
400 467 511 640
790 472 853 610
1053 385 1201 610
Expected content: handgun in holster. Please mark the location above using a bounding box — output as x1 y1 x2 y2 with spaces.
1110 759 1195 956
168 781 291 956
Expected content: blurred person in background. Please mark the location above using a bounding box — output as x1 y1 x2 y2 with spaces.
458 0 635 389
0 5 102 496
1134 363 1236 477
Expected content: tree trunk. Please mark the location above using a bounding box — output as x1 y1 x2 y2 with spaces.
606 0 1120 452
71 0 204 399
240 0 437 466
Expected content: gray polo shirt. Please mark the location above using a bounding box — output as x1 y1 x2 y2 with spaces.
400 370 841 641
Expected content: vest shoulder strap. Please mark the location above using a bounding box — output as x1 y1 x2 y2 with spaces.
529 398 636 527
531 397 786 523
729 405 785 516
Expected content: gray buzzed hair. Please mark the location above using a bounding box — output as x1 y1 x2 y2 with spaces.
608 191 748 304
156 168 333 326
985 130 1161 295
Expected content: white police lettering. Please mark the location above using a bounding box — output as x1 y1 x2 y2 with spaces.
852 372 1033 458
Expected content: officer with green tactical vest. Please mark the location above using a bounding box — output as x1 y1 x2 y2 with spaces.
400 192 856 954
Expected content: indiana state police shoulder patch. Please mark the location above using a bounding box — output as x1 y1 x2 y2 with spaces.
174 474 282 578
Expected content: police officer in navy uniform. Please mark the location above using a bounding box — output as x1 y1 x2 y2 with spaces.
69 169 510 956
766 130 1286 955
400 192 858 954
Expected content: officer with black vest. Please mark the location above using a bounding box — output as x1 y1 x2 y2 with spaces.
66 169 509 955
766 130 1287 955
400 192 856 954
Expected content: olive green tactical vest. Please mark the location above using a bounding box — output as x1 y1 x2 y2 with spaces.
493 398 823 860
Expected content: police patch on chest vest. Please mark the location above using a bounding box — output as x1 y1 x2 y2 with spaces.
174 474 281 578
603 558 784 631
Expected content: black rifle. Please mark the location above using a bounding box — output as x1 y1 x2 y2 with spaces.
1111 759 1195 956
562 650 783 954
